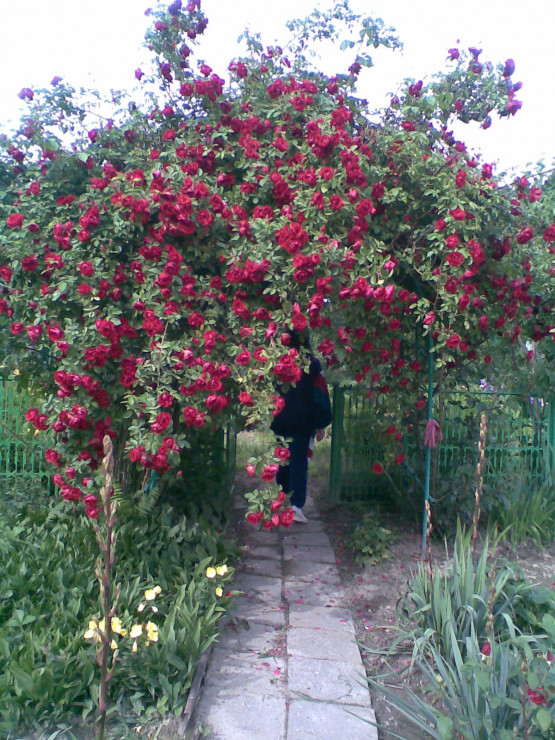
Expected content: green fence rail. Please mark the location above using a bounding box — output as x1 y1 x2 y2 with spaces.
0 377 51 485
330 385 555 503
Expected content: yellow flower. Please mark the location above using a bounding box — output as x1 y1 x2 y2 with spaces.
137 603 145 613
111 616 127 636
132 641 138 653
130 624 143 639
145 621 159 642
144 585 162 601
84 619 99 641
215 587 223 598
110 639 118 650
216 564 228 577
206 567 217 579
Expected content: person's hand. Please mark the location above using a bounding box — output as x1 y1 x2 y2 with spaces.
315 429 325 442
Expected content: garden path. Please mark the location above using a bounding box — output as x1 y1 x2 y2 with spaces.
193 494 378 739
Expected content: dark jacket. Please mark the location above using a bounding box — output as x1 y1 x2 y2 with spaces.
270 358 332 437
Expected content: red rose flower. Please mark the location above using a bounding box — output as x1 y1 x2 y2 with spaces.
516 227 534 245
7 213 23 229
280 508 294 527
261 464 279 482
446 252 464 267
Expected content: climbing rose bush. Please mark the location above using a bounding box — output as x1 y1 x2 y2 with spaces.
0 0 553 525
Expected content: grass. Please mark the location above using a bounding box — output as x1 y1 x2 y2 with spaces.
235 428 331 495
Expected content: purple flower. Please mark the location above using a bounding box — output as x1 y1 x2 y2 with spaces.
18 87 34 101
168 0 182 14
448 48 460 60
503 58 515 77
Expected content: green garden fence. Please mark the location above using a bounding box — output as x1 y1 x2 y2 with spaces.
0 377 51 486
329 385 555 503
0 374 237 496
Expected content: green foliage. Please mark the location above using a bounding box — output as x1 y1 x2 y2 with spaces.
490 476 555 551
371 634 555 739
347 509 394 566
0 487 235 737
375 524 555 738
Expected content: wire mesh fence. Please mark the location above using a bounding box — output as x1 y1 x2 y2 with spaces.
0 377 51 486
330 385 555 503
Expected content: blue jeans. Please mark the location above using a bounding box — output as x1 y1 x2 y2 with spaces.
276 433 311 509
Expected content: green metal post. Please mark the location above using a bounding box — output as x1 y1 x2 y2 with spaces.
549 394 555 478
329 385 345 504
422 334 434 559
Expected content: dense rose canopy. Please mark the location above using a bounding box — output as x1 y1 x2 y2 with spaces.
0 0 553 525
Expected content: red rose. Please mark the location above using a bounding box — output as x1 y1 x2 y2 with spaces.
45 449 61 467
446 252 464 267
261 464 279 482
280 508 294 527
151 412 172 434
236 350 251 366
274 447 290 461
449 207 467 221
7 213 23 229
527 687 547 706
516 227 534 245
239 392 254 406
372 463 383 474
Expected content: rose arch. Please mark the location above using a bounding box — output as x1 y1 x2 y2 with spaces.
0 0 553 527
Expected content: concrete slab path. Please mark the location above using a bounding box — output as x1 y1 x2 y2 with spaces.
194 496 378 739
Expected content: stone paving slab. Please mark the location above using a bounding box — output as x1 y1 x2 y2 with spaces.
228 595 287 627
288 603 356 635
284 578 345 606
283 559 342 583
288 656 370 705
245 544 282 561
196 693 287 740
287 699 377 740
241 558 284 578
283 543 337 563
217 619 284 654
233 572 283 601
294 519 325 534
203 652 286 698
287 626 362 663
282 531 333 547
246 529 282 546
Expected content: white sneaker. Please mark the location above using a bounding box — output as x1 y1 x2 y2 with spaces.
292 505 308 523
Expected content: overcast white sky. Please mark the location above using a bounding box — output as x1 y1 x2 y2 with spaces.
1 0 553 174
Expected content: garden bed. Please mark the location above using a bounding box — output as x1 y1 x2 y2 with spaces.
314 485 555 739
